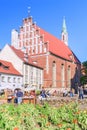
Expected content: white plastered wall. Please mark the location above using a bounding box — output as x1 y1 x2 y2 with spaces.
0 44 23 74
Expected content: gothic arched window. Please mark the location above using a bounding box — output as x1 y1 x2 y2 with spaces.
52 61 56 87
61 64 65 87
67 65 71 88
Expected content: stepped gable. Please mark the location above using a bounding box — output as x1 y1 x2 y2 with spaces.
9 45 43 69
0 59 22 76
39 27 80 63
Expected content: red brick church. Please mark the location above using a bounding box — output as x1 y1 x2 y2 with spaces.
11 15 81 92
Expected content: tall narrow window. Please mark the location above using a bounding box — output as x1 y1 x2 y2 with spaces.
25 65 28 84
61 64 65 87
18 78 20 83
44 43 47 53
30 66 33 85
67 66 71 88
63 35 65 41
52 61 56 87
8 77 11 83
75 67 78 83
13 77 16 83
40 43 42 53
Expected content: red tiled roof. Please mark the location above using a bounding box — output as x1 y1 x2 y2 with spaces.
0 60 22 76
39 27 80 63
11 24 80 64
9 46 43 69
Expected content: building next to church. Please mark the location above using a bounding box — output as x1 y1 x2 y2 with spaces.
0 45 43 89
0 14 81 92
0 59 23 90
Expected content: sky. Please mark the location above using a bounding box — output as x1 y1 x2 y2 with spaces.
0 0 87 63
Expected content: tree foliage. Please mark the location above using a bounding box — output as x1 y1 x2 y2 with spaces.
80 61 87 85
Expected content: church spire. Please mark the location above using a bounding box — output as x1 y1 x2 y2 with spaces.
61 17 68 46
62 17 67 33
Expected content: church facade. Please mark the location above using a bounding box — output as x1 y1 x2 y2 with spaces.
10 16 81 91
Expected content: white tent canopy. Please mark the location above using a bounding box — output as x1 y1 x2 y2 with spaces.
23 86 36 92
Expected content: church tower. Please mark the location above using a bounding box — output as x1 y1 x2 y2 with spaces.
61 17 68 46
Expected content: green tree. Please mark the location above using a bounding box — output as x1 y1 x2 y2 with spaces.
80 61 87 85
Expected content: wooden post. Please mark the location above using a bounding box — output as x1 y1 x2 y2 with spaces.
4 89 8 100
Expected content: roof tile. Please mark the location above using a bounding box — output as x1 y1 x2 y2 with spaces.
0 60 22 76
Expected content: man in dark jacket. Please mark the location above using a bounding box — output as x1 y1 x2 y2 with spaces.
16 89 23 104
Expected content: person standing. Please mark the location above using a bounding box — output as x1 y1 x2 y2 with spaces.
14 90 18 104
16 89 23 104
70 88 74 97
78 86 84 99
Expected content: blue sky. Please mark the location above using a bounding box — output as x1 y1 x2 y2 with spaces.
0 0 87 62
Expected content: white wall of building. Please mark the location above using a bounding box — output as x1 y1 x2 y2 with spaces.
0 44 43 89
0 44 23 74
23 64 43 89
0 73 23 90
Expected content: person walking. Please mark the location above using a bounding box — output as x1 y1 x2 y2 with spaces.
40 88 46 98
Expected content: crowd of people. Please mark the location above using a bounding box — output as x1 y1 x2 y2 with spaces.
39 85 85 99
62 86 85 99
6 84 86 105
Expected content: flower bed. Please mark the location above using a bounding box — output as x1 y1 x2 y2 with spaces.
0 102 87 130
